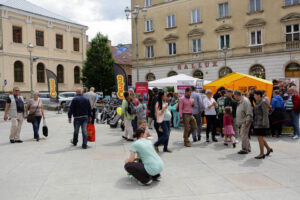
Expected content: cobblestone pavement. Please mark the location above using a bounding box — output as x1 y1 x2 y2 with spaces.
0 111 300 200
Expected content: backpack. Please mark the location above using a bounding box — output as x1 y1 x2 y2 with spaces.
127 102 137 115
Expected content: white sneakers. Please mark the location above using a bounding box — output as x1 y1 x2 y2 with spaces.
292 135 299 140
138 179 153 186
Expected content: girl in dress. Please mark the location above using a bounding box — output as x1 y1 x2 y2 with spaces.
223 107 236 148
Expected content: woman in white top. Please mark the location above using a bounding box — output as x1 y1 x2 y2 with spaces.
203 90 218 142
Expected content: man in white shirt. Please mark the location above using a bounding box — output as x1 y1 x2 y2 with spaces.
84 87 97 124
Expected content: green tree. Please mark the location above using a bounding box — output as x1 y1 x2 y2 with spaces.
82 33 115 94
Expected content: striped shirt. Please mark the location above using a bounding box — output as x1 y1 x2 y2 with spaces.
286 95 294 111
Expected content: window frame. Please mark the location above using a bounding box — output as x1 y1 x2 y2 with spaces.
56 34 63 49
191 9 201 24
285 24 300 42
219 34 231 50
36 30 44 46
73 37 80 52
218 2 229 19
14 61 24 82
12 26 22 43
37 63 45 83
249 29 263 46
166 14 176 28
74 66 80 84
145 19 154 32
192 38 202 53
249 0 262 13
145 0 152 7
168 42 176 56
57 65 64 83
146 45 154 58
285 0 300 6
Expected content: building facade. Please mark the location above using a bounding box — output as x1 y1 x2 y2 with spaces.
131 0 300 84
0 0 88 96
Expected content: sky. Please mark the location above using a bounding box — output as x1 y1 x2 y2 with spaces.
28 0 132 45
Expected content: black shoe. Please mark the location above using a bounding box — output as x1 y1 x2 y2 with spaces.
127 139 134 142
266 149 273 156
15 140 23 143
255 155 265 159
82 145 88 149
238 150 248 154
36 138 40 142
224 143 228 146
197 135 201 141
233 143 236 148
213 138 218 142
10 140 15 143
70 139 77 146
193 138 197 142
152 174 161 181
122 136 128 140
206 138 210 143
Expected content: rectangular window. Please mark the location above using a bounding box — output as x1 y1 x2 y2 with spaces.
192 39 201 53
168 42 176 56
36 30 44 46
219 2 229 18
219 34 230 49
286 24 300 42
146 46 154 58
191 9 201 24
145 0 152 7
13 26 22 43
73 38 80 51
56 34 63 49
145 19 153 32
250 30 262 45
167 14 176 28
249 0 262 12
285 0 299 6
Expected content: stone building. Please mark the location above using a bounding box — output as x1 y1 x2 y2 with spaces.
0 0 88 96
130 0 300 84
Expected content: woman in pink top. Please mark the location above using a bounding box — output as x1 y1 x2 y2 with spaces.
223 107 236 148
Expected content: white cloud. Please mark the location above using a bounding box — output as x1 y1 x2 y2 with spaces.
28 0 132 45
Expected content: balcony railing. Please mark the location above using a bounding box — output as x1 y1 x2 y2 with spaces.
286 41 300 50
250 46 263 54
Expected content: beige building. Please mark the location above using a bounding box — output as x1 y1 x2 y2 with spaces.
0 0 88 96
131 0 300 84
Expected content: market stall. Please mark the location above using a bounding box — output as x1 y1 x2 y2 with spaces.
204 72 273 99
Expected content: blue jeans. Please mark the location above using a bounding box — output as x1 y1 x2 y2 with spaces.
33 116 42 139
172 111 180 128
154 121 170 151
73 117 88 147
291 111 300 137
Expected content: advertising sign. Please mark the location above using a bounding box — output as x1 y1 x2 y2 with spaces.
195 79 204 93
46 69 58 102
113 63 128 100
135 82 149 103
177 80 194 97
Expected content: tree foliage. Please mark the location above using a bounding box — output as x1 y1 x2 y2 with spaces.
82 33 115 95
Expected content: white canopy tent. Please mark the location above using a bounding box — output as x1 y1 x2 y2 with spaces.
148 74 211 88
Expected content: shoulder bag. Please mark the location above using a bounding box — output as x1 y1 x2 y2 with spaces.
27 100 40 123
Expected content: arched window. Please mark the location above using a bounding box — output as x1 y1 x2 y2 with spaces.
37 63 45 83
74 66 80 84
193 70 204 79
219 67 232 78
14 61 23 82
167 71 178 77
249 65 265 79
146 73 156 81
285 62 300 78
57 65 64 83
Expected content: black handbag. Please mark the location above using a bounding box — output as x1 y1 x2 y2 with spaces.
27 100 40 123
42 120 48 137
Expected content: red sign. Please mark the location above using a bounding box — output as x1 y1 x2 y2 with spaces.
117 75 125 99
178 61 218 70
135 82 149 103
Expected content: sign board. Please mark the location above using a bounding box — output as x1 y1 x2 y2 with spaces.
177 80 194 98
135 82 149 103
195 79 204 93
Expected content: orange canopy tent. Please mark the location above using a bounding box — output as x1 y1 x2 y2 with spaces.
204 72 273 100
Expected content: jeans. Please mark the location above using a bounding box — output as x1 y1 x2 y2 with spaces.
33 116 42 139
291 111 300 137
154 119 163 138
192 113 202 139
172 111 180 128
132 116 138 133
206 115 217 139
73 116 88 147
154 121 170 151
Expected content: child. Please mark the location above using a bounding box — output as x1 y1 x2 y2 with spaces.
223 107 236 148
138 119 152 138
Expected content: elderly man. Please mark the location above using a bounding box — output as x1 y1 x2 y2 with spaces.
84 87 98 124
234 90 253 154
68 88 91 149
286 87 300 139
191 86 204 142
4 87 25 143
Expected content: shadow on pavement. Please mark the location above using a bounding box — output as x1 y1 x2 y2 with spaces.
102 140 127 147
240 158 263 168
46 146 81 154
115 177 159 190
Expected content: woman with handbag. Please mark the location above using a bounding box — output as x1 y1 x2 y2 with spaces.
25 91 45 141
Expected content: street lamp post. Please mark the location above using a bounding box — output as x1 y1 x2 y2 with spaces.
223 47 228 67
27 43 34 98
125 5 147 82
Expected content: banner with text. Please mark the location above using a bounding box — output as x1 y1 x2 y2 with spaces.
135 82 149 103
113 63 128 100
46 69 59 103
177 80 194 98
